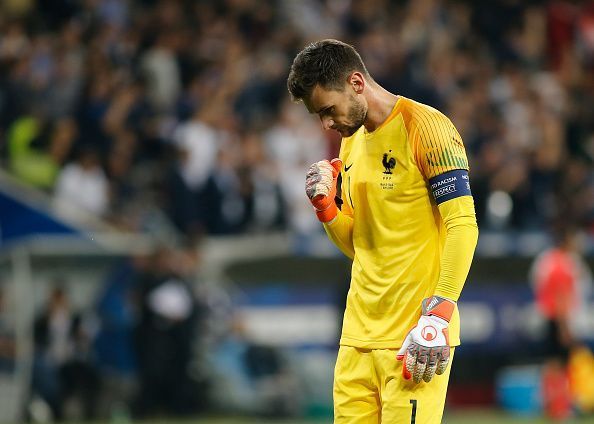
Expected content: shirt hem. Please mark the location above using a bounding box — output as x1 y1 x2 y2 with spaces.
339 336 461 349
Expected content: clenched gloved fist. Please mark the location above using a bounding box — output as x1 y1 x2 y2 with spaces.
305 158 342 223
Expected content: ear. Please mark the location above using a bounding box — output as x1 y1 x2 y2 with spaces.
348 72 365 94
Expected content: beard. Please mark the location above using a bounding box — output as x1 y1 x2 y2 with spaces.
335 96 367 137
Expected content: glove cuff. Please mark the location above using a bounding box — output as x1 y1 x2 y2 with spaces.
422 296 455 322
315 202 338 223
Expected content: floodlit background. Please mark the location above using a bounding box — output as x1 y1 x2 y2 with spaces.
0 0 593 423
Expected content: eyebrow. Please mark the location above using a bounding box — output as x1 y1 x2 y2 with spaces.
315 105 332 114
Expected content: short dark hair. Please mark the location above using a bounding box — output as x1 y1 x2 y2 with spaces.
287 39 369 101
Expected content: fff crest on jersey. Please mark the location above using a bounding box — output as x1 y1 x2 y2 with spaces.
382 151 396 174
380 150 396 190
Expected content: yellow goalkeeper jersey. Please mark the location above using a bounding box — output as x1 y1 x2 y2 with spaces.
331 96 474 349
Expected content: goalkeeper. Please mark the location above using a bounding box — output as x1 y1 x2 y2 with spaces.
288 39 478 424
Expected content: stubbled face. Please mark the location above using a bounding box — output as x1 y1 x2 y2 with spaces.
305 84 367 137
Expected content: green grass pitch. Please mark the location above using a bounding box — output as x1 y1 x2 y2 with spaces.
74 409 591 424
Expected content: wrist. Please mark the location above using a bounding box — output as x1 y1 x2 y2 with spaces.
422 295 455 322
311 192 338 223
315 202 337 223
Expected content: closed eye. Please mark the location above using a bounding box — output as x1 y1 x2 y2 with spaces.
318 106 334 117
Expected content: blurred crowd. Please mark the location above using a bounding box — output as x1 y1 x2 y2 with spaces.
0 0 593 241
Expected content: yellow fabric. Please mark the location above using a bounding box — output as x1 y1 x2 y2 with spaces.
325 96 477 349
324 210 355 259
334 346 454 424
434 196 478 300
8 116 60 189
569 346 594 412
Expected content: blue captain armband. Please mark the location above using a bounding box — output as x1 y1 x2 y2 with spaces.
429 169 472 205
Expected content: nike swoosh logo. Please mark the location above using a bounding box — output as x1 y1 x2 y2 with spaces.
344 163 353 172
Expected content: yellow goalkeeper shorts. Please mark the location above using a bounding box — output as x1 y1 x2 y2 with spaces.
333 346 455 424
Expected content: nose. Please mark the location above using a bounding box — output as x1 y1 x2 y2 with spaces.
321 116 334 131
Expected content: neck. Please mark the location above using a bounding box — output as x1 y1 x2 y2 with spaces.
363 82 399 132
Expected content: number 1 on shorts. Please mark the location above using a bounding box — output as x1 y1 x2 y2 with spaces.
410 399 417 424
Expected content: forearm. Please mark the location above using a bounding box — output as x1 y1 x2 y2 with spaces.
434 196 478 301
323 210 355 259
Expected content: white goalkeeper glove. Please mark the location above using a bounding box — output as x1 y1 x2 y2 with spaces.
396 295 455 383
305 159 342 223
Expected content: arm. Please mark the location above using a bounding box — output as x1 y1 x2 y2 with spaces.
397 104 478 383
433 196 478 300
324 210 355 259
306 159 355 259
396 188 477 384
412 106 478 301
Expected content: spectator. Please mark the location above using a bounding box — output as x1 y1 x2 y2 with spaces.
31 284 100 421
0 286 15 373
133 245 202 418
53 145 110 221
167 106 221 234
7 115 75 190
264 99 327 243
93 258 143 420
140 31 182 114
237 131 286 233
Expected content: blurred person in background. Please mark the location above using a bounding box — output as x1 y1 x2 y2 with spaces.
7 114 76 191
53 144 110 222
105 129 138 213
167 105 225 235
140 30 182 115
93 256 147 421
530 224 593 420
289 39 478 424
0 286 15 373
133 243 204 418
236 130 286 233
264 99 329 251
31 283 99 422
